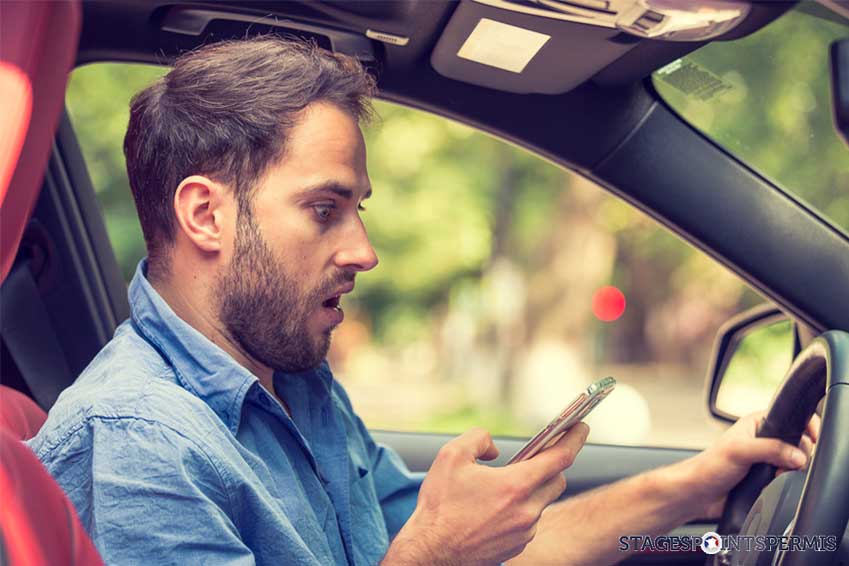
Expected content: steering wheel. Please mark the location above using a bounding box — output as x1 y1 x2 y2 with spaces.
709 330 849 566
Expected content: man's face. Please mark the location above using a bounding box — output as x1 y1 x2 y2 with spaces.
215 102 377 373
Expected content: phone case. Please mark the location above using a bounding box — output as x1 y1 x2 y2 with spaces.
507 376 616 464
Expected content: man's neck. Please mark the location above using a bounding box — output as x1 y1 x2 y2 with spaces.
150 276 276 390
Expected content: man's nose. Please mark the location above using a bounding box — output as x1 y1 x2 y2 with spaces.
334 218 379 272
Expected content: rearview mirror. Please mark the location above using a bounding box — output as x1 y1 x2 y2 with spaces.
706 304 795 422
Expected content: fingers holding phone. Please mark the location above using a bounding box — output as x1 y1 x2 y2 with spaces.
507 377 614 465
519 421 590 473
383 379 613 566
513 422 590 506
386 425 588 566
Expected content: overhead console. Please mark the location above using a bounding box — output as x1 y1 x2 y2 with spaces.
472 0 752 41
430 0 753 94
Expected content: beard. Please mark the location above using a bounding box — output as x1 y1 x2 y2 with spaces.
215 207 342 373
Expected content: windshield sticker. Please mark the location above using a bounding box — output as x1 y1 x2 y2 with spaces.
655 59 734 101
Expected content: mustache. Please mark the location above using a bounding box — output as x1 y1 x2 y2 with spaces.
314 272 356 301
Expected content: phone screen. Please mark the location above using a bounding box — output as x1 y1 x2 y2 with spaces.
507 376 616 464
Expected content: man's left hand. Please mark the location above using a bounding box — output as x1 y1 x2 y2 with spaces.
681 411 820 519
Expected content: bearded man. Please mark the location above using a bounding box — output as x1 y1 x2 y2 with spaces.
29 37 816 566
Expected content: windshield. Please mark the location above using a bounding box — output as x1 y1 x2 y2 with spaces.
653 4 849 233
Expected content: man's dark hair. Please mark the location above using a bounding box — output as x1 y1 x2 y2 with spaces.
123 36 377 280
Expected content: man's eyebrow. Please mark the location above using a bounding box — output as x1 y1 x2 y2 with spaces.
295 181 372 201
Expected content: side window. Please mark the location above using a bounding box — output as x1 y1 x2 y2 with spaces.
68 63 766 449
66 64 168 281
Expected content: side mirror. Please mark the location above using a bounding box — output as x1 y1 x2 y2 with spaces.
706 304 796 423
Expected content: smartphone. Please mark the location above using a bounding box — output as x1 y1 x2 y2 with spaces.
507 376 616 465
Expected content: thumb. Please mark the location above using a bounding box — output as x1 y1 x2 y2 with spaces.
454 427 500 462
730 437 807 470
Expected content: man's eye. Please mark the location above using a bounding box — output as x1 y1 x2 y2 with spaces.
312 204 335 222
358 204 367 212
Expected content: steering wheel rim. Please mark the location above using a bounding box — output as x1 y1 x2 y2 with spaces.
711 330 849 565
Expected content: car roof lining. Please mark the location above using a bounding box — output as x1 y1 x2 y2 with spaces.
74 1 794 167
76 1 792 81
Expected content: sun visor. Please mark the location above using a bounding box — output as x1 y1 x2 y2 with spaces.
431 0 753 94
430 0 638 94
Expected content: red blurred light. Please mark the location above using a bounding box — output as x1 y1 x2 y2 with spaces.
592 286 626 322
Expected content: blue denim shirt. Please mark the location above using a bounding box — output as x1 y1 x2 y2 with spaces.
28 260 423 565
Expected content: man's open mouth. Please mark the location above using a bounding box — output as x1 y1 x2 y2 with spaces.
322 296 341 311
319 283 353 315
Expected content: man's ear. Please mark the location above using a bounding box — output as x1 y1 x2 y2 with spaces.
173 175 230 253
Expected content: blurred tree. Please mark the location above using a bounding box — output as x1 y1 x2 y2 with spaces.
66 64 167 281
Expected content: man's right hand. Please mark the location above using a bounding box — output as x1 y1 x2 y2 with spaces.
382 423 590 566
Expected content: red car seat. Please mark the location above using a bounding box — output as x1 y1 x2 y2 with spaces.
0 387 102 565
1 2 103 565
0 387 46 441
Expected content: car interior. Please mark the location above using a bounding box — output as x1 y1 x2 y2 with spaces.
2 1 849 564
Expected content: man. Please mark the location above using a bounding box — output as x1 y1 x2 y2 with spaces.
29 37 816 565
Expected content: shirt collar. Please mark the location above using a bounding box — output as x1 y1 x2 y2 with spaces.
128 259 260 434
274 359 334 408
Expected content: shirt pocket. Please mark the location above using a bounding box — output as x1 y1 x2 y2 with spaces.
349 465 390 565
